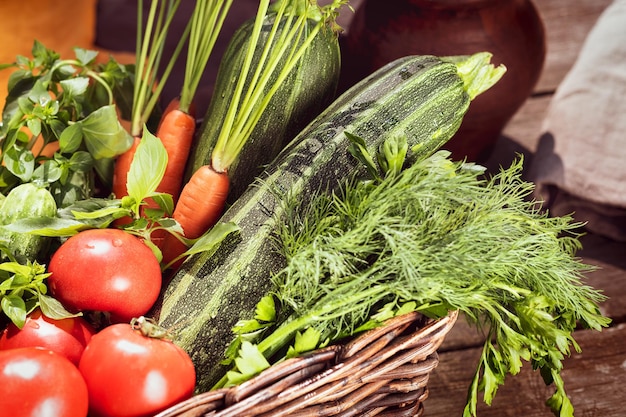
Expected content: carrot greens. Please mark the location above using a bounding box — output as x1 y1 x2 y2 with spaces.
210 0 346 173
219 135 610 417
130 0 188 137
178 0 233 114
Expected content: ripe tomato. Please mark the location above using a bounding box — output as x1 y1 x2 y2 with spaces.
0 347 89 417
0 308 95 365
47 228 162 323
78 318 196 417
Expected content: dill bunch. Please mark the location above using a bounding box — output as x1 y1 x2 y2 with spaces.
221 141 610 417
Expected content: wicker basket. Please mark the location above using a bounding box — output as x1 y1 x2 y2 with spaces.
155 310 458 417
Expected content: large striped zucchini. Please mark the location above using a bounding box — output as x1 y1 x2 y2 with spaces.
154 53 505 391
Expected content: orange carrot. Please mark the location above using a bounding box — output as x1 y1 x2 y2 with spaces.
157 96 197 130
146 99 197 248
161 164 230 268
152 100 197 205
111 136 141 200
31 134 60 159
111 136 141 226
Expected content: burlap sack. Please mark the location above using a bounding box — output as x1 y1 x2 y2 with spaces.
528 0 626 241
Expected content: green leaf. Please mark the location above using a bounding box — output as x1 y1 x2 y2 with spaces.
59 122 84 154
26 117 42 137
3 146 35 181
39 293 80 320
80 104 134 159
4 217 90 237
0 262 35 277
1 294 27 329
74 48 99 66
67 151 94 172
146 193 174 216
232 319 265 335
234 341 270 377
126 128 167 204
28 78 53 106
255 294 276 323
60 77 90 99
184 222 240 257
32 160 63 184
345 131 380 180
293 327 321 354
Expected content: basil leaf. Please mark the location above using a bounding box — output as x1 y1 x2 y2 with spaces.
3 146 34 181
59 122 83 154
80 104 134 159
126 128 167 204
60 76 89 98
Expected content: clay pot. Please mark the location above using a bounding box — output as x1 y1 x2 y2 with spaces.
340 0 546 162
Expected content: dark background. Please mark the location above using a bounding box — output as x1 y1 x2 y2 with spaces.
94 1 260 116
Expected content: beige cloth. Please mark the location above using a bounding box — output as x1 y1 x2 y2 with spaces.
528 0 626 241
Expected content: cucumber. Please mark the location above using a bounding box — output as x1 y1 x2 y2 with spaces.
0 183 57 263
155 53 504 391
186 7 341 204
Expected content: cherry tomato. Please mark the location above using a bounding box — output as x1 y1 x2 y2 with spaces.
0 347 89 417
0 308 95 365
47 228 162 323
78 318 196 417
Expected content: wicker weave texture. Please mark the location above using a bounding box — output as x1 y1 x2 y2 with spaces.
156 310 458 417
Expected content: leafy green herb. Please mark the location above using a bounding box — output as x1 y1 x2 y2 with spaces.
4 127 239 267
0 260 77 328
218 136 609 417
0 40 134 204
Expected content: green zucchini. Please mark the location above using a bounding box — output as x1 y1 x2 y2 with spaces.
0 183 57 263
186 6 341 204
155 53 505 391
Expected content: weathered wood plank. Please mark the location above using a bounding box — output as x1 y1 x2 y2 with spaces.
427 323 626 417
532 0 613 92
578 233 626 323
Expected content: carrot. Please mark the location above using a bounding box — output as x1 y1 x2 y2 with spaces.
111 136 141 200
146 100 196 246
157 96 196 129
161 164 230 268
110 136 141 226
151 99 197 205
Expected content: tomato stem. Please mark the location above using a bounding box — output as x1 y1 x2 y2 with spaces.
131 316 173 339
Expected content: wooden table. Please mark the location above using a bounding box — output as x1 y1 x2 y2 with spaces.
424 1 626 416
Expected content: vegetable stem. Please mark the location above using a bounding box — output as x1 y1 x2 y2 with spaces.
178 0 233 114
130 0 188 137
210 0 345 173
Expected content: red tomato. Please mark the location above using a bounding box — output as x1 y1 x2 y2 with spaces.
78 318 196 417
0 347 89 417
0 308 95 365
47 228 162 323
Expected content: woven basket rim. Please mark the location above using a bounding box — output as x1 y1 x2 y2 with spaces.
155 309 458 417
